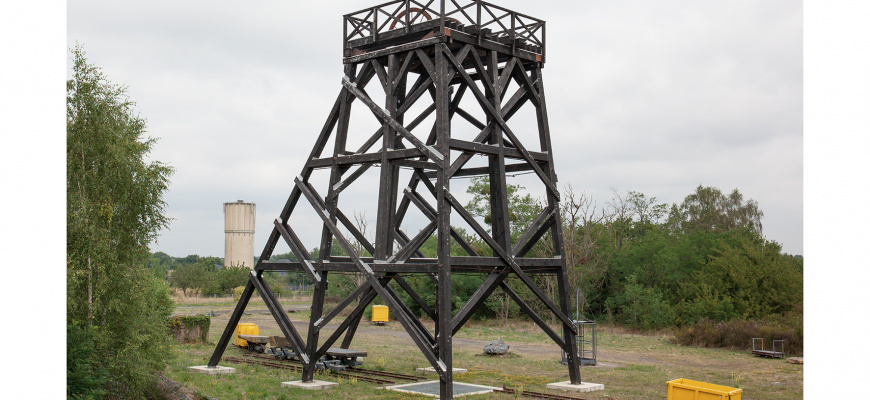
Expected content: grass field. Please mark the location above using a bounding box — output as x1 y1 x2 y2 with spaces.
164 301 802 400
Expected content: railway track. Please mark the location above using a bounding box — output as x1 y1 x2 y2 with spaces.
227 346 599 399
224 355 398 384
494 386 598 400
225 347 424 385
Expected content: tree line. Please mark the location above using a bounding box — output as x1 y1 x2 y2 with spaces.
288 177 802 334
146 252 310 297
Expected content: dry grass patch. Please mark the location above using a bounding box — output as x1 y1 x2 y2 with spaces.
165 316 801 400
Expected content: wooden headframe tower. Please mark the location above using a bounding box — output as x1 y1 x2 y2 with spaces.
208 1 581 398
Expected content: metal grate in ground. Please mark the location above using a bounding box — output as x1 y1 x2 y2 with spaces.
384 381 499 397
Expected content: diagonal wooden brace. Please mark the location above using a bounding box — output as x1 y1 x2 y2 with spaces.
273 219 321 284
452 270 510 334
394 275 436 319
500 281 566 349
441 45 560 201
295 176 447 376
443 190 577 334
511 206 555 257
389 219 437 263
342 76 443 162
207 279 256 367
248 272 310 364
402 187 479 256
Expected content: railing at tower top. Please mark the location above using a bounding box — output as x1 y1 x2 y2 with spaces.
343 0 545 57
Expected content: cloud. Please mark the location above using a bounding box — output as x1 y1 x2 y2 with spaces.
69 0 803 256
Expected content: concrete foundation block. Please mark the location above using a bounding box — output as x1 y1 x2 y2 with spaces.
416 366 468 374
281 380 339 390
546 381 605 392
188 365 236 375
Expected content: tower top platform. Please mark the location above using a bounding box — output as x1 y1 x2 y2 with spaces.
343 0 545 64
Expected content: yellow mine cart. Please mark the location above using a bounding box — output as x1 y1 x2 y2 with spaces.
667 378 742 400
372 305 389 325
234 323 259 347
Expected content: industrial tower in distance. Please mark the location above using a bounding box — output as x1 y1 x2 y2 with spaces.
224 200 255 269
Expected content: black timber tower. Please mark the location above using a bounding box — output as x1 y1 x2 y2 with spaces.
208 1 582 398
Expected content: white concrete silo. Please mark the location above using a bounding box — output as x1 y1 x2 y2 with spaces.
224 200 256 269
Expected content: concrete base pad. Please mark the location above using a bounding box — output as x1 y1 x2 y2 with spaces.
546 381 605 392
281 380 339 390
188 366 236 375
416 366 468 374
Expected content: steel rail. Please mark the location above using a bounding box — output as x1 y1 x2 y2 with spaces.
229 346 424 383
494 386 594 400
227 355 394 384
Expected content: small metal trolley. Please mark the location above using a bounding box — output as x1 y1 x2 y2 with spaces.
562 289 597 366
752 338 785 358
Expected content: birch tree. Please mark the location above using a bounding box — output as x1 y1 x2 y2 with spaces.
67 45 174 398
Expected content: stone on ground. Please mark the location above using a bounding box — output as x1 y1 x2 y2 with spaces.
483 338 510 355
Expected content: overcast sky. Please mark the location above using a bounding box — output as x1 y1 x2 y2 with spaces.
67 0 803 258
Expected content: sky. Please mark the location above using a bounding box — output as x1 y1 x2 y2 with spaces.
65 0 803 258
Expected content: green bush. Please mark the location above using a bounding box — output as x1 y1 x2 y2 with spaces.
607 275 672 330
67 323 109 400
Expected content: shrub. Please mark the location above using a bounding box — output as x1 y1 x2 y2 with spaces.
672 311 803 355
67 322 109 399
607 275 672 330
168 316 211 343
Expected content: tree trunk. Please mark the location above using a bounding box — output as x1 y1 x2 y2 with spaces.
88 255 93 323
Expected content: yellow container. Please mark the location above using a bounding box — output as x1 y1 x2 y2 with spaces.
234 323 259 347
667 378 742 400
372 305 389 323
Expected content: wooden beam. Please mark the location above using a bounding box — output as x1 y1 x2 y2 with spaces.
342 76 443 162
273 219 321 283
295 177 445 373
441 45 560 201
249 272 309 365
207 279 256 367
443 190 577 333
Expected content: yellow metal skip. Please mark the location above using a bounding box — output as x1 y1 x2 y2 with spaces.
234 323 259 347
372 305 389 324
667 378 742 400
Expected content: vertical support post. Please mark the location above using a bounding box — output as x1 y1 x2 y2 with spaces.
542 23 546 60
486 50 511 251
476 2 481 45
557 269 580 382
404 0 410 33
532 65 581 384
302 271 328 382
375 54 404 260
439 0 445 33
510 13 516 55
434 43 453 400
